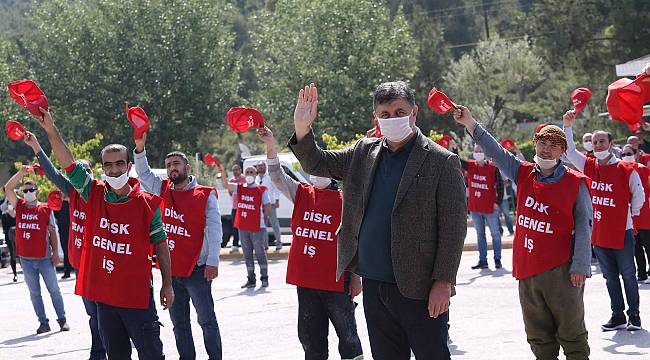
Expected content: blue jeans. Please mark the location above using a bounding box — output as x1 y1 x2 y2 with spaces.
97 291 164 360
83 297 107 360
499 197 514 233
20 257 66 324
170 265 222 360
593 229 640 317
470 210 502 262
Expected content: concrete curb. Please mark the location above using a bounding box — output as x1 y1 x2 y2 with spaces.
219 237 515 260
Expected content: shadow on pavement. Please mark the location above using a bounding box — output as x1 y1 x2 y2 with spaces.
0 331 58 346
602 329 650 356
456 268 512 286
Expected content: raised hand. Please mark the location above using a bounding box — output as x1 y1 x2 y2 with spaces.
34 107 55 130
135 132 148 153
23 131 43 154
294 83 318 140
563 110 577 128
452 105 477 133
257 126 275 144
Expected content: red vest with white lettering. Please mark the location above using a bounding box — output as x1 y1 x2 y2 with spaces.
630 163 650 230
160 179 211 277
287 183 344 292
76 179 161 309
584 158 633 249
513 163 585 279
68 189 87 269
234 184 266 232
15 199 52 258
467 160 498 214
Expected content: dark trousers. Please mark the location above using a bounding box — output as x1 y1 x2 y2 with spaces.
5 227 16 276
231 209 239 247
59 228 72 275
519 263 589 360
169 265 222 360
362 278 449 360
635 229 650 279
593 229 640 317
297 278 362 360
96 291 164 360
83 296 107 360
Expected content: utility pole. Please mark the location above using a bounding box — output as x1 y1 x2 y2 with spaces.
483 0 490 39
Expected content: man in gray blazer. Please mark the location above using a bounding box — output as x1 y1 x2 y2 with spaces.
289 82 467 359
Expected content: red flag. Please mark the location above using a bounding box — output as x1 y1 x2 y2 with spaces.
204 153 221 167
427 88 458 115
606 74 650 132
5 120 26 141
47 190 63 211
125 102 150 139
500 138 516 150
227 107 265 133
32 163 45 177
571 87 592 113
7 80 49 117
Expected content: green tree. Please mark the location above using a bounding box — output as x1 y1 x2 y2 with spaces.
22 0 241 165
249 0 419 143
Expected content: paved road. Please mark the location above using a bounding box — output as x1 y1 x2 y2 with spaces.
1 246 649 359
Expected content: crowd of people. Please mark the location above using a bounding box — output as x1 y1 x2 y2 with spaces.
1 63 649 360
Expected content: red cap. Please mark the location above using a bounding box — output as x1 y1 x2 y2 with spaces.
125 102 150 139
435 135 452 149
427 88 458 115
226 107 265 133
500 138 516 150
204 153 221 167
32 163 45 177
535 123 548 134
7 80 49 117
571 87 592 113
606 74 650 132
5 120 26 141
47 190 63 211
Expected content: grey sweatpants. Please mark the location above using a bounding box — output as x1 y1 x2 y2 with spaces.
239 229 268 281
264 206 282 246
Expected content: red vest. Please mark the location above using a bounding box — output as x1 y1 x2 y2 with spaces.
467 160 498 214
584 158 634 249
15 199 52 258
68 189 87 269
513 163 584 280
76 179 161 309
160 179 212 277
287 184 344 292
631 163 650 230
234 184 266 232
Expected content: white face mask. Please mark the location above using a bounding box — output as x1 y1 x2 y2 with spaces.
582 141 593 152
593 149 611 160
473 152 485 162
309 175 331 189
105 171 129 189
245 175 255 184
377 113 413 142
534 155 558 170
23 191 37 203
622 155 636 163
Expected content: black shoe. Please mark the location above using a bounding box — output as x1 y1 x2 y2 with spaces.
495 260 503 269
261 277 269 287
241 279 256 288
627 315 642 331
602 316 627 331
638 276 648 282
471 261 489 270
13 275 17 282
57 319 70 331
36 322 51 334
61 273 71 279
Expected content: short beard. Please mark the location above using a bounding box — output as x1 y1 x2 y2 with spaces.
170 172 189 185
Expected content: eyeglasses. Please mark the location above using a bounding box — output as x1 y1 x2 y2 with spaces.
22 188 36 193
622 153 635 157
